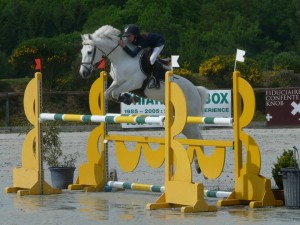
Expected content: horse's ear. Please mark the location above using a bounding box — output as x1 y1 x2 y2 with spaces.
88 34 92 40
81 34 84 41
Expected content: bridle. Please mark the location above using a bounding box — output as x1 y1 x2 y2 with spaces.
81 37 119 73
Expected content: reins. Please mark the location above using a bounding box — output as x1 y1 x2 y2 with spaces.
81 37 120 73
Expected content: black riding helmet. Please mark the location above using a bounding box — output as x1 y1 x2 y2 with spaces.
123 24 140 37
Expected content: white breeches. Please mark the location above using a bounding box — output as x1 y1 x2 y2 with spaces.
150 45 164 65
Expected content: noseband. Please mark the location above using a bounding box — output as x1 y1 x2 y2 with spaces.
81 40 119 73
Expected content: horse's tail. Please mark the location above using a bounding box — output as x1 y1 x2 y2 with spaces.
196 86 208 116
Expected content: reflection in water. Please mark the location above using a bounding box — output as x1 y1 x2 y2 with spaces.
228 207 260 223
13 192 78 213
226 205 300 223
13 195 44 213
78 194 109 220
9 190 300 224
146 207 218 221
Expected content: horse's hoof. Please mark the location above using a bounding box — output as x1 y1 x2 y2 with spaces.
123 99 132 105
196 167 202 174
132 96 140 103
109 169 118 181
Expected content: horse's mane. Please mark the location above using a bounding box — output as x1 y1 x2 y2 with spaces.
93 25 121 42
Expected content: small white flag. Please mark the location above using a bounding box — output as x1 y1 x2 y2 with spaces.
171 55 180 68
236 49 245 62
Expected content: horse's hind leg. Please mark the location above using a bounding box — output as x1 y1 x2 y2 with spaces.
182 124 203 174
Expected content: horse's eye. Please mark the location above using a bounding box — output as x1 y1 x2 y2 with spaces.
87 51 92 55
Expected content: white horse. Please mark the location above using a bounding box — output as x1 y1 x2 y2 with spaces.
79 25 208 173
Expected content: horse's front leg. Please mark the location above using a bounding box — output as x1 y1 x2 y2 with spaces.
105 80 141 105
104 81 119 101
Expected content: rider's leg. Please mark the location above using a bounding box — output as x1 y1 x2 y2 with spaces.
148 61 164 89
148 45 164 89
150 45 164 65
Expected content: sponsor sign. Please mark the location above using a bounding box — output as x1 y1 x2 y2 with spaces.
121 98 165 128
265 88 300 126
121 90 231 128
204 90 231 118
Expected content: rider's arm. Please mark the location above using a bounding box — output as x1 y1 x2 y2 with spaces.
122 45 143 57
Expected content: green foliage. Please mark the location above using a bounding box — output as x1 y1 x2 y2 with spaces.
1 0 300 87
265 70 300 88
272 52 300 73
42 122 79 167
199 55 263 88
8 38 66 75
8 32 80 86
272 149 298 189
0 51 15 78
82 5 124 32
42 122 63 167
0 0 31 54
40 122 79 167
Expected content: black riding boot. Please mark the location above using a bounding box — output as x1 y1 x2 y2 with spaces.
148 62 161 89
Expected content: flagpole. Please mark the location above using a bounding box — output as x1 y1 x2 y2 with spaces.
234 60 237 71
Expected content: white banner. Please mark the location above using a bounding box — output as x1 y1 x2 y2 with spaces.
121 90 231 128
121 98 165 128
204 90 231 118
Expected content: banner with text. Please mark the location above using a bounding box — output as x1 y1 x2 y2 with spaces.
265 88 300 126
121 90 231 128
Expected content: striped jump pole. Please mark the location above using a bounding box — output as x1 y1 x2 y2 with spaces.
107 113 233 126
107 181 232 198
107 181 165 193
40 113 233 126
186 116 233 126
40 113 165 125
204 190 232 198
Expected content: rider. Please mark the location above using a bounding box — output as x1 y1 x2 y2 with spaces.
118 24 165 88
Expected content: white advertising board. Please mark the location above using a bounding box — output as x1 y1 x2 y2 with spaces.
204 90 231 118
121 89 231 128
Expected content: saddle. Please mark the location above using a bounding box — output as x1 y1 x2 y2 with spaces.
140 50 170 78
130 50 170 96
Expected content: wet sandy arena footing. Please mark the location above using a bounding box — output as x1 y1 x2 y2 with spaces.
1 128 300 225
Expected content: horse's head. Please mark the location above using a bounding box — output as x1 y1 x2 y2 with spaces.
79 25 121 78
79 34 104 78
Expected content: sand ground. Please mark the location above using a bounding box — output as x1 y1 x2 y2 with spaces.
1 127 300 225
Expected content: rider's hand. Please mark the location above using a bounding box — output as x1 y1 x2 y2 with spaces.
118 40 125 47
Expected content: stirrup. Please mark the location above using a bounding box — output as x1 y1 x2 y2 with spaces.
148 77 158 89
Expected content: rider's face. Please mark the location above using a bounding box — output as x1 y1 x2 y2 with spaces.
126 34 135 43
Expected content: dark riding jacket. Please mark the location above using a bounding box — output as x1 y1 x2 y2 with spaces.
122 33 165 57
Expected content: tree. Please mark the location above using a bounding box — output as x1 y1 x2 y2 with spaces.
199 55 262 88
0 0 31 55
1 0 300 84
272 52 300 72
8 32 81 85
